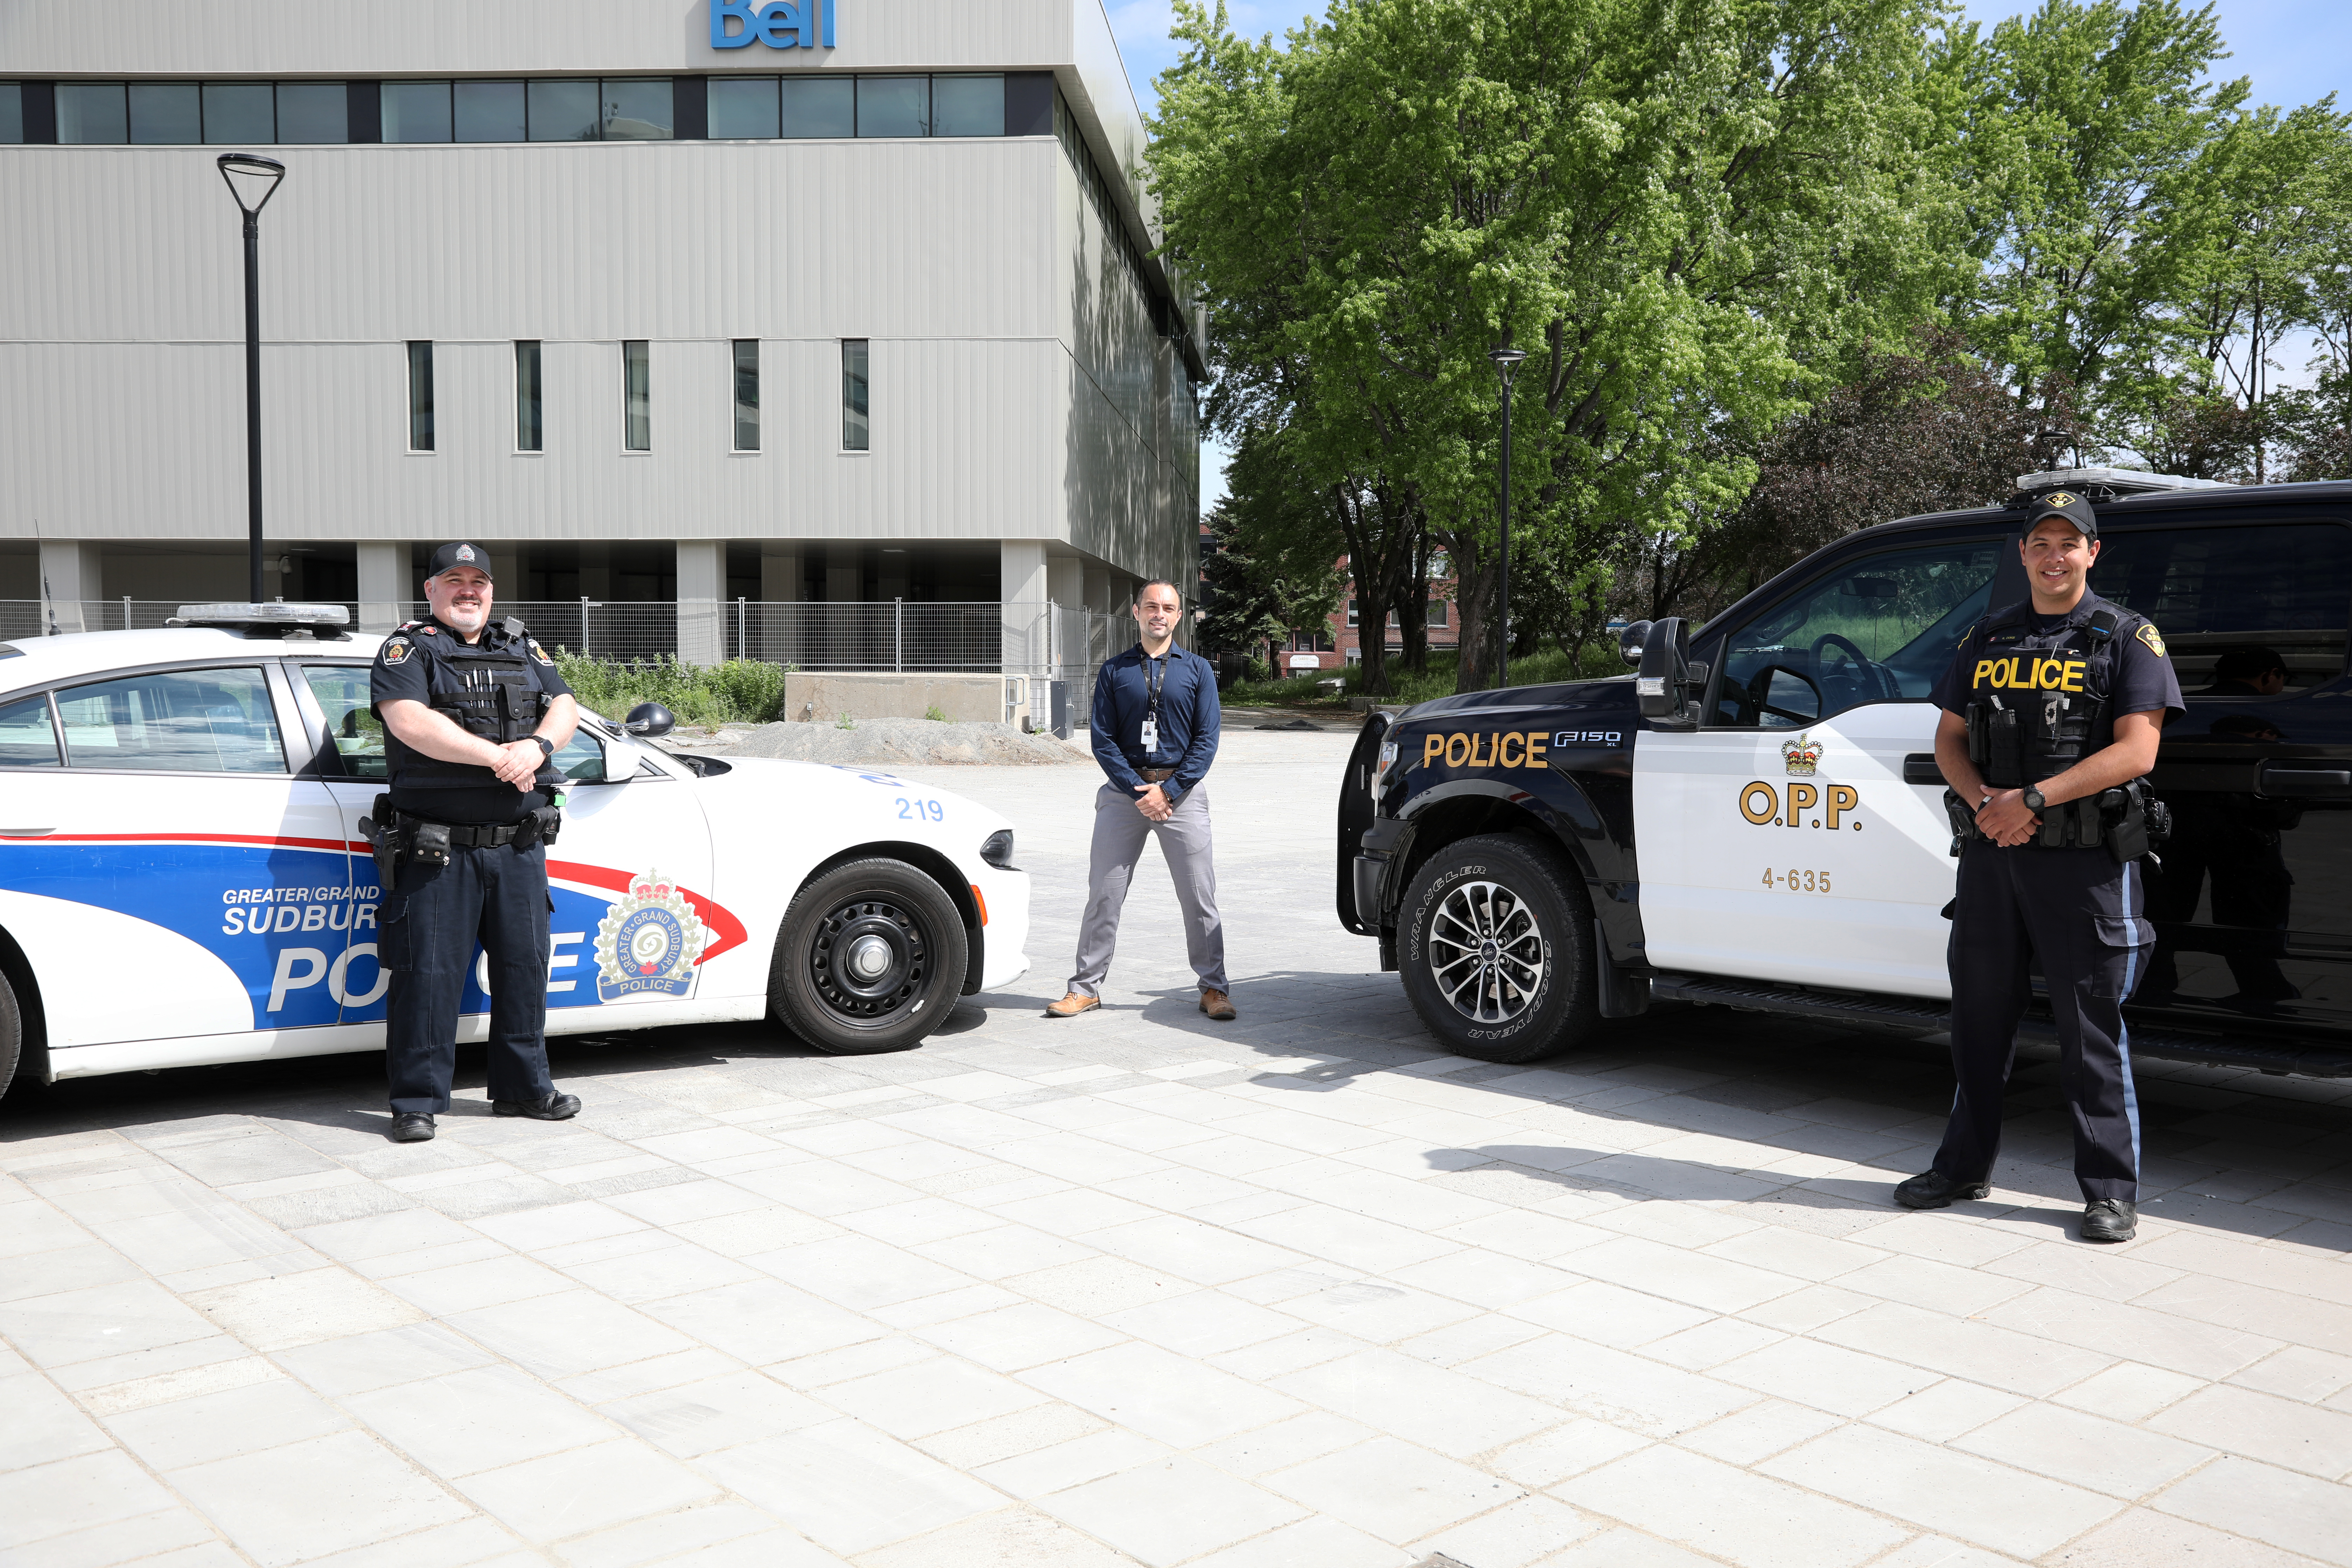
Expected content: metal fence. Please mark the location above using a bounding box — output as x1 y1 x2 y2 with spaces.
0 597 1135 679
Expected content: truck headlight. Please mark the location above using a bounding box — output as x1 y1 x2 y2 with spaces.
980 829 1016 869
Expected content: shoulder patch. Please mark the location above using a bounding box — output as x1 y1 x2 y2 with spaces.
2136 623 2168 657
527 638 554 666
381 637 410 665
417 623 440 636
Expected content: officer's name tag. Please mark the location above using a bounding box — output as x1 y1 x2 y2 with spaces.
1140 720 1159 752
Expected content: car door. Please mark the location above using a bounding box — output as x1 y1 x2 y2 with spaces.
2095 517 2352 1030
0 660 356 1050
1634 533 2007 998
289 661 716 1030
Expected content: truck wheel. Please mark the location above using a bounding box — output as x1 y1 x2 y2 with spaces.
0 967 19 1102
1398 833 1597 1064
771 859 969 1055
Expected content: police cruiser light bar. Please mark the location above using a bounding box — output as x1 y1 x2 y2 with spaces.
169 601 352 629
2014 467 2233 496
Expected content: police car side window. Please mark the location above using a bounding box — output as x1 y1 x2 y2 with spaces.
552 726 609 783
53 667 288 774
299 666 387 780
1712 540 2000 729
0 693 61 768
2085 523 2351 693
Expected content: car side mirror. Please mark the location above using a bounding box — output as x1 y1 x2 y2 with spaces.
625 702 675 738
1636 617 1703 723
598 735 645 782
1618 620 1652 668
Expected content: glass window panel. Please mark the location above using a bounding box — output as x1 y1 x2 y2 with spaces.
2091 523 2352 692
1428 600 1448 629
57 82 128 144
274 82 347 144
528 78 600 141
0 84 26 145
842 339 869 451
202 82 274 144
454 79 526 142
127 82 200 144
551 723 609 782
515 340 542 453
623 340 651 451
733 340 760 452
0 693 60 769
601 78 672 140
300 666 385 780
779 76 853 138
707 75 779 139
381 81 451 142
858 76 930 137
931 74 1003 137
57 667 286 774
407 341 434 452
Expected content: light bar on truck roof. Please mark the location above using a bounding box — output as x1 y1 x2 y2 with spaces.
2015 467 2234 496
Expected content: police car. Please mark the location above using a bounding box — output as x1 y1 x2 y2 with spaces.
1340 470 2352 1077
0 604 1030 1100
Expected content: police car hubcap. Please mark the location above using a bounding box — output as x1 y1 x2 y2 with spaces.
1428 880 1546 1024
811 898 926 1021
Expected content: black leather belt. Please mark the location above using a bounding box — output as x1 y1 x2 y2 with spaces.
1136 767 1176 783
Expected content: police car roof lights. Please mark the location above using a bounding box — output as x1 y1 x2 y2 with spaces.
169 602 352 639
2014 466 2234 497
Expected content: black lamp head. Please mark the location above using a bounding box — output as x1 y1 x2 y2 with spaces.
216 153 287 216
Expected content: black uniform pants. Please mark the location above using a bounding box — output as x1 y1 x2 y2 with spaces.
1935 841 2150 1204
381 840 555 1115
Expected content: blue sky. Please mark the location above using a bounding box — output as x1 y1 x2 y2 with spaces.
1105 1 2351 506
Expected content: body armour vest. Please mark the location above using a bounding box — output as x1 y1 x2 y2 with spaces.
1961 594 2145 790
388 622 557 793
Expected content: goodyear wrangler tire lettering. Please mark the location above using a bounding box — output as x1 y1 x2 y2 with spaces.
1398 834 1597 1066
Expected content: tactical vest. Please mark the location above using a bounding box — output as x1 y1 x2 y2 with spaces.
1961 595 2143 790
389 621 557 792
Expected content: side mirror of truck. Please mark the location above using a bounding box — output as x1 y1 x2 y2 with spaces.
1618 620 1651 668
1636 617 1706 724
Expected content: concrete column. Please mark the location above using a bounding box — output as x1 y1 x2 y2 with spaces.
824 547 861 604
1048 554 1085 679
489 546 522 603
758 548 800 666
760 550 802 603
1083 561 1111 613
356 541 407 632
676 539 725 666
37 541 105 635
1000 539 1048 679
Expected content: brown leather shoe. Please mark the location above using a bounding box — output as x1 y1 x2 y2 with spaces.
1199 988 1237 1021
1045 992 1101 1018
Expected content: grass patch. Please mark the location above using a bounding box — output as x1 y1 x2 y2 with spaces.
550 652 789 726
1223 644 1628 708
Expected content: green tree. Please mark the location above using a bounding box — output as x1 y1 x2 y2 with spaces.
1196 429 1347 669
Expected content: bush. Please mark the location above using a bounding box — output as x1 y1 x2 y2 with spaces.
549 652 789 726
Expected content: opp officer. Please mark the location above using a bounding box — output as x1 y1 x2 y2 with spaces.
1046 578 1236 1021
371 543 582 1143
1898 490 2182 1242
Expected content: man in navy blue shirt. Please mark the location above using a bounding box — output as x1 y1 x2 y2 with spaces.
1048 579 1234 1020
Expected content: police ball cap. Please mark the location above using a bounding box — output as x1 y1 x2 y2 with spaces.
426 542 493 580
2022 489 2098 539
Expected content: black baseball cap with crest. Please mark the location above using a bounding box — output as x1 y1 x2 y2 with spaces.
426 542 493 579
2021 489 2098 539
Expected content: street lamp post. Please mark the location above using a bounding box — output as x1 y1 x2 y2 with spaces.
217 154 286 604
1488 344 1528 688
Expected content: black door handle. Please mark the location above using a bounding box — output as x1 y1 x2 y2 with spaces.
1903 753 1945 785
2259 763 2352 798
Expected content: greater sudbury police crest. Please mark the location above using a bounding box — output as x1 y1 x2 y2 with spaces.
595 870 708 1001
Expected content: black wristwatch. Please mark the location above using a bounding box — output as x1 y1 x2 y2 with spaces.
2022 786 2048 812
529 735 555 760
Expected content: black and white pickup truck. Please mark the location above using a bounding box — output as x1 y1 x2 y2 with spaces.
1337 468 2352 1078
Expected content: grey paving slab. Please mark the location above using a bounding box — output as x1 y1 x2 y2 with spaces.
2 730 2350 1565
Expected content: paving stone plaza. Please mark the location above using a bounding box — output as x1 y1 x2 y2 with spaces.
4 730 2351 1568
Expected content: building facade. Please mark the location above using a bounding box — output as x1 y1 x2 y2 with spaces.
0 0 1203 671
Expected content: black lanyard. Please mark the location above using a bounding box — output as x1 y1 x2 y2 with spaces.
1143 652 1167 724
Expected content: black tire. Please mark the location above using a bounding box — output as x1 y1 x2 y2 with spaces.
0 966 19 1102
1398 833 1598 1064
770 858 969 1055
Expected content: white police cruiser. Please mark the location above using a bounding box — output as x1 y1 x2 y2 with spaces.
1339 470 2352 1078
0 603 1030 1099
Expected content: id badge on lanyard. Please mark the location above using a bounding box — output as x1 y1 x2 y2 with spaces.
1140 656 1164 755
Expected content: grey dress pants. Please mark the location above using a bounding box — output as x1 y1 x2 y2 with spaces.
1069 782 1228 997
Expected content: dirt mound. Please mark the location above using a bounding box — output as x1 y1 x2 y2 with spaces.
715 717 1087 767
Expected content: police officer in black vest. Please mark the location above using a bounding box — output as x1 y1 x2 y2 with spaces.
1897 490 2182 1242
370 543 581 1143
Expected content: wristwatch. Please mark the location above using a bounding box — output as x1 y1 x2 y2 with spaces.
2022 786 2048 812
529 735 555 760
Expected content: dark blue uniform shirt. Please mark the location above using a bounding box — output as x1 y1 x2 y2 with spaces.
1090 643 1220 801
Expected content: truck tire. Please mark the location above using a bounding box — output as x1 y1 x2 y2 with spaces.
770 858 969 1055
0 966 19 1102
1398 833 1597 1064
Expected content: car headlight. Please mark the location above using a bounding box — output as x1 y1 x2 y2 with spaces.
980 829 1016 869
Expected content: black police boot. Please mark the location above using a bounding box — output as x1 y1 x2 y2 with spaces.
2081 1199 2137 1243
493 1092 582 1121
1894 1170 1991 1210
388 1112 436 1143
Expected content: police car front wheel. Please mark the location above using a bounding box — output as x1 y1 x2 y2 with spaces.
1399 834 1597 1064
0 966 21 1102
771 859 970 1055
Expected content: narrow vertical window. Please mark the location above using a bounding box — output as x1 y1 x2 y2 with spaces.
842 339 869 451
732 340 760 452
406 341 434 452
515 340 542 452
622 340 651 451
